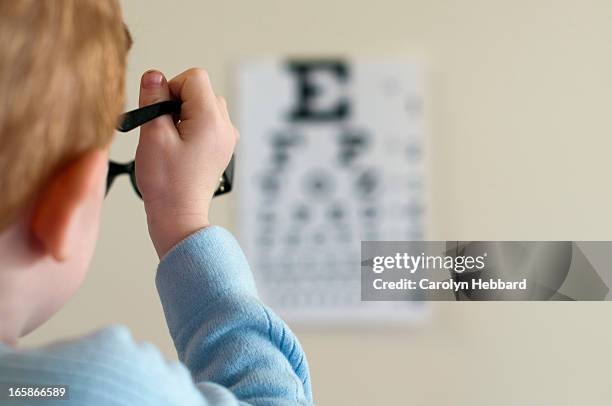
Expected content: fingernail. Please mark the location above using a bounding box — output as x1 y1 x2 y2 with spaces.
142 70 163 88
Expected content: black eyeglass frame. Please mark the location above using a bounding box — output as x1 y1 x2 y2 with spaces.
107 100 235 198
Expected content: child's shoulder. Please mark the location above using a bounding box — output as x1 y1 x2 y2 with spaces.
0 326 205 405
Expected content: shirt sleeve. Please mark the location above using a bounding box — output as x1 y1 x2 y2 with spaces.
155 226 313 406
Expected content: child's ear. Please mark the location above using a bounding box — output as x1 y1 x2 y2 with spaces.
31 149 108 262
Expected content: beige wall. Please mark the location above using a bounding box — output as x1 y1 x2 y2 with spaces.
24 1 612 404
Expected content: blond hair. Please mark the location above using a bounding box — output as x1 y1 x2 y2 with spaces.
0 0 129 230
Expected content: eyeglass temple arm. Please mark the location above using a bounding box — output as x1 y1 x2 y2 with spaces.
117 100 182 132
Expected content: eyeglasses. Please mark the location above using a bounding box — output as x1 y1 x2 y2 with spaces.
107 100 235 198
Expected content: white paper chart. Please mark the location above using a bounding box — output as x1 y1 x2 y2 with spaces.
236 59 428 325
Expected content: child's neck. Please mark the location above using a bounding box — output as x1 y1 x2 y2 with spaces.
0 332 18 348
0 221 35 348
0 304 20 347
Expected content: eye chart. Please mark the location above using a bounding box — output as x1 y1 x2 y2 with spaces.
237 59 428 325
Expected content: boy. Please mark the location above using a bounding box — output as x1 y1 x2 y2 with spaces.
0 1 312 405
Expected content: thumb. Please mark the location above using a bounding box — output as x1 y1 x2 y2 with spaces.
139 70 176 135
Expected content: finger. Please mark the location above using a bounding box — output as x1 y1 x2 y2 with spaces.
168 68 219 122
217 96 231 122
138 70 178 139
216 95 238 144
217 95 227 109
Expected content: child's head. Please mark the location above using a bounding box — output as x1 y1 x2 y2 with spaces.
0 0 129 344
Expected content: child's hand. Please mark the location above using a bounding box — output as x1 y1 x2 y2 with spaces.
135 69 238 258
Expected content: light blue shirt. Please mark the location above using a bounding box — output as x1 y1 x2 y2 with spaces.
0 227 312 405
